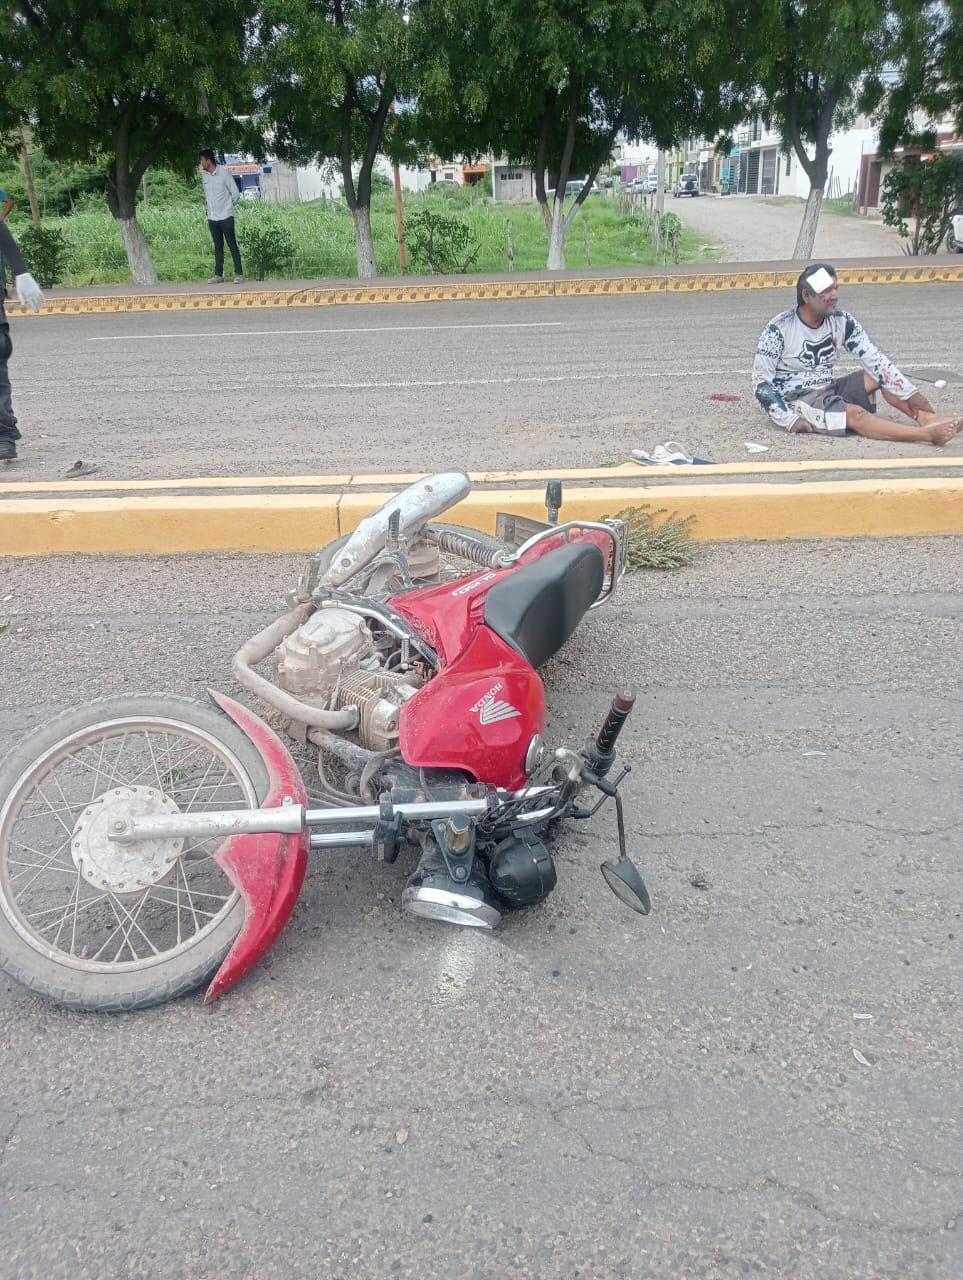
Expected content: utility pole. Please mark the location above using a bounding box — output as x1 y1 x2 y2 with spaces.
390 99 408 275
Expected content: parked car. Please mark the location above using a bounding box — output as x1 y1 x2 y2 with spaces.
675 173 700 197
546 179 600 201
947 214 963 253
625 179 649 194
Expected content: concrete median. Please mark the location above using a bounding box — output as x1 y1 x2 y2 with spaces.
6 258 963 317
3 459 961 556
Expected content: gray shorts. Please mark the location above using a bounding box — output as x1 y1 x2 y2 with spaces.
789 371 877 435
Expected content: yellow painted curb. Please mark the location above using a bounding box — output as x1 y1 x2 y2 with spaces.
0 493 341 557
3 477 960 556
7 262 963 317
2 456 960 498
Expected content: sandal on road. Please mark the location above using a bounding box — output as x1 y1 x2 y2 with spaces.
631 441 715 465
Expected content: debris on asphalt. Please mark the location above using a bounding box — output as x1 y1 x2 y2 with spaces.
852 1048 872 1067
396 1128 409 1146
743 441 769 453
65 460 100 478
690 872 710 890
802 750 827 757
709 393 741 403
630 441 716 466
853 1013 874 1021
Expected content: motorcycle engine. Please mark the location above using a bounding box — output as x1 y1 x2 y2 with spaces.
275 607 422 751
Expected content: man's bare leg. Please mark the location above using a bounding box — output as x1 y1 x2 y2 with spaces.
846 402 962 445
864 373 955 429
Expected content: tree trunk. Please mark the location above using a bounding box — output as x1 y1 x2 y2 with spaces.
20 129 41 229
107 136 159 287
792 186 824 259
546 209 567 270
115 215 159 286
352 204 377 279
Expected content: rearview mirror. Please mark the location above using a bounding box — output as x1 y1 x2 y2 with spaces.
600 856 651 915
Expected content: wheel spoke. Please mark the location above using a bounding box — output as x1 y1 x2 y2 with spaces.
179 753 220 813
8 838 72 895
178 858 202 933
147 888 223 920
144 731 165 793
9 858 79 878
90 737 109 802
32 890 109 926
105 891 159 962
31 785 73 838
51 870 83 950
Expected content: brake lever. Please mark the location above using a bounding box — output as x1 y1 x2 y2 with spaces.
571 764 631 819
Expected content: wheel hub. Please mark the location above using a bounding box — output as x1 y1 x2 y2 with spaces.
72 786 184 894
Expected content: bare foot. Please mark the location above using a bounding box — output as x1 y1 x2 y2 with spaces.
923 416 963 446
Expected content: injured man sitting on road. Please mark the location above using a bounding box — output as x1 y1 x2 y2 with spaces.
752 263 961 446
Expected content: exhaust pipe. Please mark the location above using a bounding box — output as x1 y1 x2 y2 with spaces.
318 471 471 588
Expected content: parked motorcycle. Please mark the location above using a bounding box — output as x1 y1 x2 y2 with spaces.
0 472 650 1010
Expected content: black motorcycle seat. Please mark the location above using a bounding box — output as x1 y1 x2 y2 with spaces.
483 542 605 669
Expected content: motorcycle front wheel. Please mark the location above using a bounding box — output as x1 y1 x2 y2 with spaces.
0 694 269 1011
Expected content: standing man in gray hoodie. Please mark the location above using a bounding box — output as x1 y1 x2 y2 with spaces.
199 149 243 284
0 221 44 462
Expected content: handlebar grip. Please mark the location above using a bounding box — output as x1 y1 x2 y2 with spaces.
595 691 636 756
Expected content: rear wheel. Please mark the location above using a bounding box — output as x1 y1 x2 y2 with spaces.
0 694 269 1010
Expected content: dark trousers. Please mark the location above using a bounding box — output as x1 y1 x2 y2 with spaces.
208 217 242 277
0 319 18 442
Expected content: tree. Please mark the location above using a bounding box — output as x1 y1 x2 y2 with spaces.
880 151 963 254
868 2 963 156
419 0 754 270
259 0 420 279
749 0 898 260
0 0 258 285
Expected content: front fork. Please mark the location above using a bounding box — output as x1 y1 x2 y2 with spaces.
111 690 648 999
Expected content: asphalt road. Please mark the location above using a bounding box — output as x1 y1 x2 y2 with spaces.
0 538 960 1278
4 284 962 483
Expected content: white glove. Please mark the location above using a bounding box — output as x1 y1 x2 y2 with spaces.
15 273 44 313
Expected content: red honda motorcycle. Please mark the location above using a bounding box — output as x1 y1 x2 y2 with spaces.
0 472 650 1010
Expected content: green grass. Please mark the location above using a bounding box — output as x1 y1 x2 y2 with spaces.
28 188 721 286
823 195 861 218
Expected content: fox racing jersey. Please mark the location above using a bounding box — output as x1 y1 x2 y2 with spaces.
752 307 916 430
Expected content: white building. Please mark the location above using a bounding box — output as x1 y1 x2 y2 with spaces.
855 115 963 211
491 161 535 202
295 157 433 202
723 111 962 209
729 116 875 199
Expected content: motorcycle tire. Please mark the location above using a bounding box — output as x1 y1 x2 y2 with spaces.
0 693 269 1011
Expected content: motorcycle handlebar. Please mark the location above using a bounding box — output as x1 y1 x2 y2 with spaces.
594 691 636 757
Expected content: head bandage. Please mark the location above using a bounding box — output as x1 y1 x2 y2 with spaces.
805 267 835 294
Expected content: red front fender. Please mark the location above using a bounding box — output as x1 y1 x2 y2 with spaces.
204 691 309 1003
